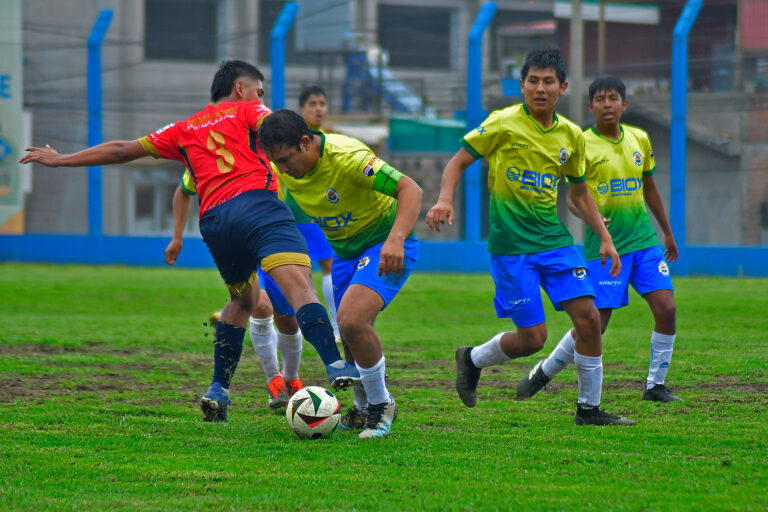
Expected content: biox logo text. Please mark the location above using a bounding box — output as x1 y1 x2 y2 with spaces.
506 166 560 192
597 177 642 196
311 212 357 231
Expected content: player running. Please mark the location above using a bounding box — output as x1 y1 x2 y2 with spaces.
258 109 423 439
165 171 303 410
427 49 635 426
20 60 359 423
518 75 681 403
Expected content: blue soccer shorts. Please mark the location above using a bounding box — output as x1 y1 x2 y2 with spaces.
257 269 295 317
331 237 418 311
199 190 309 287
587 245 673 310
491 245 595 328
297 222 335 262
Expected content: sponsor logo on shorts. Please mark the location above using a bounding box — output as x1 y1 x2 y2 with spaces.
633 151 643 166
559 148 568 164
573 267 587 280
508 298 531 306
357 256 370 270
599 280 622 286
326 188 339 203
658 261 670 276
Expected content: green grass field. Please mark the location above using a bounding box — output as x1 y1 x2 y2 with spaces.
1 263 766 511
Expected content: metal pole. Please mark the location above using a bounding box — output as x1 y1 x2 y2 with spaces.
270 2 298 110
671 0 702 249
87 9 113 237
597 0 606 75
465 1 496 242
569 0 583 126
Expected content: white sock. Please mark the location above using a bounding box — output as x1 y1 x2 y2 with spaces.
542 329 575 377
356 356 390 406
574 351 602 407
352 384 368 411
646 331 675 389
470 333 510 368
249 316 280 383
276 329 302 382
322 274 340 339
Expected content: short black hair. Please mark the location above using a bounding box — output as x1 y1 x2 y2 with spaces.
589 75 626 103
258 109 313 153
210 60 265 102
299 85 327 108
520 48 567 84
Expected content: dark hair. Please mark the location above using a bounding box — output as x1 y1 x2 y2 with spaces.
210 60 265 102
299 85 327 107
520 48 567 83
258 109 313 153
588 75 626 103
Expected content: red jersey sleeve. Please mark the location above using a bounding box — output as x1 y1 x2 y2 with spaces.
137 122 185 162
241 102 272 130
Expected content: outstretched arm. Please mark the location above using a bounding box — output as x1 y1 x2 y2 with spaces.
643 175 678 262
164 185 192 266
425 148 477 231
568 181 621 277
20 140 147 167
379 175 423 276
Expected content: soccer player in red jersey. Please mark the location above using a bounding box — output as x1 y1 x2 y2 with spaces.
20 60 360 423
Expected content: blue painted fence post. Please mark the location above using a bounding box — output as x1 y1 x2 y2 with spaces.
270 2 298 110
670 0 702 252
87 9 113 237
465 2 496 242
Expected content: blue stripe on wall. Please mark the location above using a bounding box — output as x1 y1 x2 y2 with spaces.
1 235 766 277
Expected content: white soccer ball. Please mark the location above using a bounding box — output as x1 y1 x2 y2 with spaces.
285 386 341 440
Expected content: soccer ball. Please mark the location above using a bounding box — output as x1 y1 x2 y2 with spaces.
285 386 341 439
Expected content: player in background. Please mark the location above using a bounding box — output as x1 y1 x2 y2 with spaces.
165 170 303 410
259 109 423 439
20 60 359 423
427 49 635 426
517 76 681 403
289 85 340 340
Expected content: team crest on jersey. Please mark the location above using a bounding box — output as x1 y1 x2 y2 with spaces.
559 148 568 164
572 267 587 280
633 151 643 166
357 256 370 270
326 188 339 203
658 261 670 277
597 182 609 194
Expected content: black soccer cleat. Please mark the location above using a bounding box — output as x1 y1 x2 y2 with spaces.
516 359 551 400
642 384 683 403
575 405 636 426
455 346 481 408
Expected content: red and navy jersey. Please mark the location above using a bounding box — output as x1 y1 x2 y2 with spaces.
138 100 275 216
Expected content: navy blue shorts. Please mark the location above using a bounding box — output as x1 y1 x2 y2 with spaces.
199 190 309 286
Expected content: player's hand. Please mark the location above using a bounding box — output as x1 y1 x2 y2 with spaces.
600 240 621 278
426 199 454 232
602 216 611 228
663 233 678 263
165 238 183 265
19 145 61 167
378 238 404 276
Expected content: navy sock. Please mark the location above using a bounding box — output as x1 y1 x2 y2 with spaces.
213 322 245 388
296 303 342 366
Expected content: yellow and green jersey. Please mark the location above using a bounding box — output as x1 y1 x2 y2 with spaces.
273 132 412 259
582 124 658 261
462 103 585 255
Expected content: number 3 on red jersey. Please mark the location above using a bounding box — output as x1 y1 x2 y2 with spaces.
207 131 234 173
